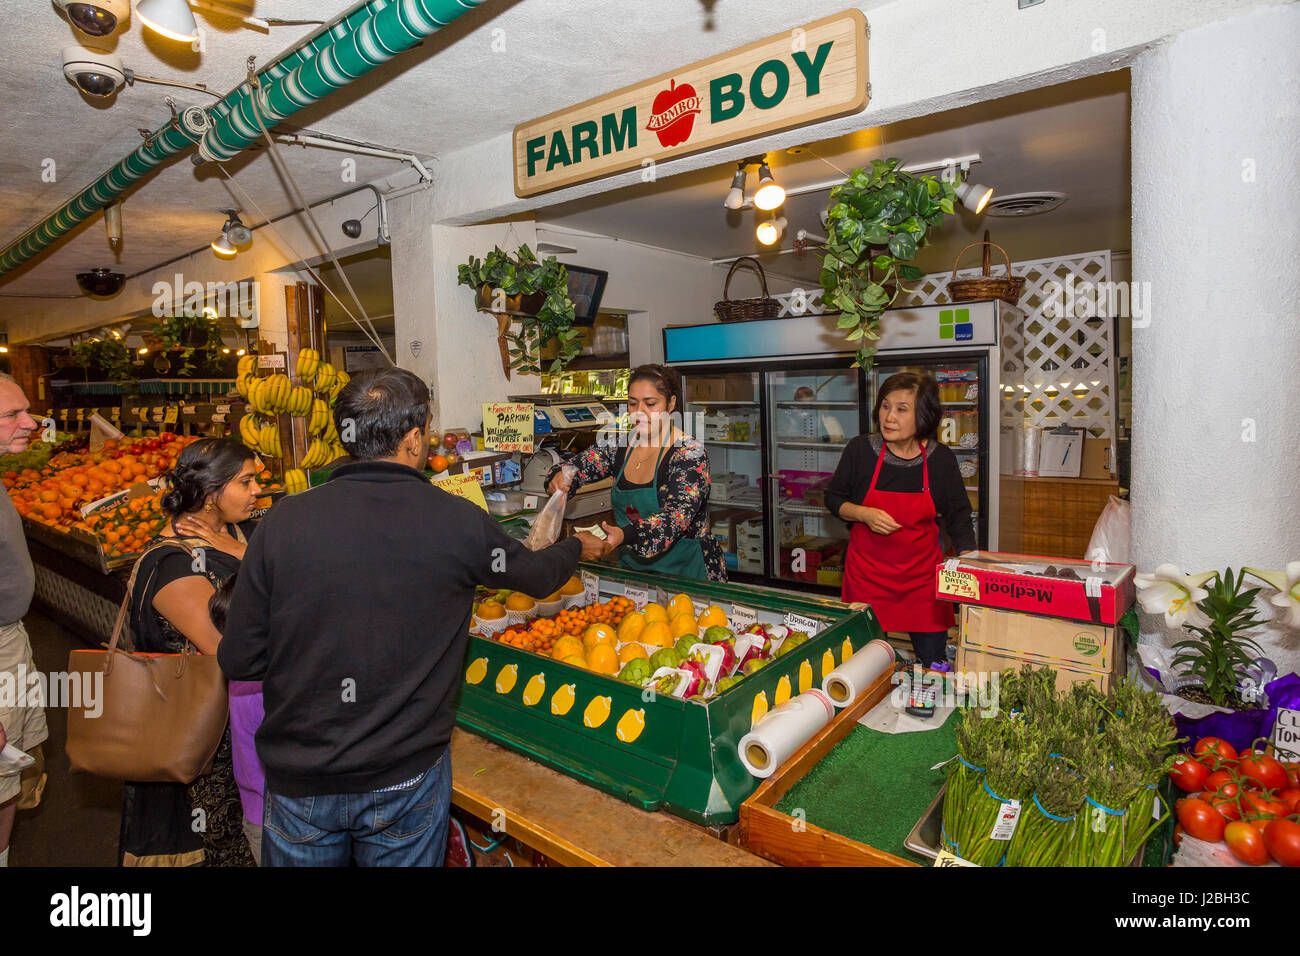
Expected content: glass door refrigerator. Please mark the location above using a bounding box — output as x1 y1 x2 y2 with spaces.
665 299 1023 596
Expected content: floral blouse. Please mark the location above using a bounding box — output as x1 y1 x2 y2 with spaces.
547 437 727 582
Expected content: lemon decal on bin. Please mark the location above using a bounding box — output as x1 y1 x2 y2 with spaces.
842 637 854 661
821 649 836 680
798 659 813 693
465 657 488 685
751 690 769 729
583 695 613 728
615 708 646 743
494 663 518 695
551 683 576 716
521 672 546 706
774 675 792 706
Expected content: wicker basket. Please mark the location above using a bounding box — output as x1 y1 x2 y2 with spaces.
947 234 1025 306
714 257 781 323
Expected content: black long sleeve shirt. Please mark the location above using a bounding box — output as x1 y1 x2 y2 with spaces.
825 434 977 553
218 459 581 797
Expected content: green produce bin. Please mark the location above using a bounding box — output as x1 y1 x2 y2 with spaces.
453 561 887 826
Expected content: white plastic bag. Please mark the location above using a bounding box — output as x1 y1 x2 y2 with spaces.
523 464 575 551
1085 495 1131 565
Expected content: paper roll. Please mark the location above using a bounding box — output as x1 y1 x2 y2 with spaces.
821 639 895 707
737 690 835 779
1019 424 1040 477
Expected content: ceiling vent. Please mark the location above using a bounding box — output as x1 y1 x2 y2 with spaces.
984 191 1067 217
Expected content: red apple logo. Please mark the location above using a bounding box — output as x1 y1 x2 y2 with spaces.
646 79 701 148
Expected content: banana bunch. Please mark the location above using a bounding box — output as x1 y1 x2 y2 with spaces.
258 422 283 458
235 371 256 399
308 398 331 437
312 361 338 395
247 374 293 415
239 412 262 451
300 437 333 469
238 354 258 377
328 369 350 402
287 385 313 418
296 348 321 381
284 468 309 495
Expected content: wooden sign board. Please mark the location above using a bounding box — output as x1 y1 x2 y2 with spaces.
513 9 868 197
432 472 490 512
482 402 535 453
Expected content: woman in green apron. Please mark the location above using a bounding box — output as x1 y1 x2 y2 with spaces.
546 365 726 582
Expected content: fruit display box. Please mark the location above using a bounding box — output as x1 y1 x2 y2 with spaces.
454 562 886 827
934 551 1136 625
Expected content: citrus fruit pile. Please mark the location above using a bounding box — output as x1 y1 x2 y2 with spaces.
496 594 635 659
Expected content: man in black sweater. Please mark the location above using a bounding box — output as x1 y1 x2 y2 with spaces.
219 367 600 866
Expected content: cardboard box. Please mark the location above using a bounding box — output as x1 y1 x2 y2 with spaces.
934 550 1135 625
686 376 725 403
957 645 1119 694
722 373 755 401
1080 436 1115 480
958 604 1125 678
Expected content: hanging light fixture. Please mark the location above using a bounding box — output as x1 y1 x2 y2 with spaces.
135 0 198 41
104 200 122 252
211 230 236 258
723 163 748 210
941 160 994 215
753 160 786 211
211 209 251 258
756 214 787 247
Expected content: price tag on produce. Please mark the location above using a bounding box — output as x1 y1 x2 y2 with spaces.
75 408 85 421
182 405 197 416
1273 708 1300 761
624 584 649 610
937 567 980 601
730 604 757 630
783 612 821 636
212 414 227 424
581 570 599 606
163 406 179 424
990 798 1022 841
215 404 230 415
431 472 489 512
933 849 977 867
110 407 120 420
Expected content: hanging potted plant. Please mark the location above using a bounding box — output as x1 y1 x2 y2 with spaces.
458 244 581 375
819 158 957 367
69 336 135 384
151 310 225 377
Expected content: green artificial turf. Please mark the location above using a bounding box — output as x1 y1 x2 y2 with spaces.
774 720 957 862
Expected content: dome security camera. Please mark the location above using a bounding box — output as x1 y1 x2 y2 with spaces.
62 46 126 99
76 268 126 297
55 0 130 38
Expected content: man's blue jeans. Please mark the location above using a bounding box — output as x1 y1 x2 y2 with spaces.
261 753 452 867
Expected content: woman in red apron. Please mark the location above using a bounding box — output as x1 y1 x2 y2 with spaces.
827 373 976 666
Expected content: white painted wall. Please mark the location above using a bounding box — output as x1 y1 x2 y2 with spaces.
1131 4 1300 674
536 225 720 365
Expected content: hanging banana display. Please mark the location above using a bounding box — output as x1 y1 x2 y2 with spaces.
283 468 309 495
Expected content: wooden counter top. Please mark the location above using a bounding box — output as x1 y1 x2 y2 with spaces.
450 729 775 867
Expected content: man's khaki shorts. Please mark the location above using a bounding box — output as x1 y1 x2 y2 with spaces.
0 620 49 805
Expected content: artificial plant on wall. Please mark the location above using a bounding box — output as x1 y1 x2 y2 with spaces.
69 336 135 383
819 158 958 367
458 243 581 376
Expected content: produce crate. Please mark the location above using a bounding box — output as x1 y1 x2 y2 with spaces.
453 561 885 827
738 668 943 866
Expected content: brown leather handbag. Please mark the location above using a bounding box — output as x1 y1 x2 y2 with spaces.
66 539 229 783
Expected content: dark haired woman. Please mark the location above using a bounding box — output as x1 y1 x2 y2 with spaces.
546 364 725 582
826 373 974 667
118 438 262 867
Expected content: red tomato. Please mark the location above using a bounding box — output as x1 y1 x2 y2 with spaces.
1237 749 1291 793
1208 783 1242 821
1279 788 1300 813
1168 756 1210 793
1263 818 1300 867
1224 820 1270 865
1240 790 1288 821
1194 736 1238 768
1204 769 1234 794
1176 797 1226 843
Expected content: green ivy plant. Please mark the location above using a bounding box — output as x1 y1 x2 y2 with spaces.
70 336 135 383
819 158 957 367
1172 568 1266 708
151 311 225 377
458 244 581 374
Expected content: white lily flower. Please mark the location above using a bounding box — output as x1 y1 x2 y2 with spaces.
1134 564 1216 629
1245 562 1300 629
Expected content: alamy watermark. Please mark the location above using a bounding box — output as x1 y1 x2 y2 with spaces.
1042 274 1152 328
0 665 103 718
152 273 260 328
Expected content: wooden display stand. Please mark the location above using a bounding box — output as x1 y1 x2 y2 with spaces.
739 668 921 867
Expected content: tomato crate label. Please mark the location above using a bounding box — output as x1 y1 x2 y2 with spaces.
783 612 821 636
581 570 600 606
1274 708 1300 761
990 799 1021 841
730 604 757 630
624 585 649 610
938 568 980 601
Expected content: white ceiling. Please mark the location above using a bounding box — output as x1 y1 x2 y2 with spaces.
539 71 1132 283
0 0 1129 330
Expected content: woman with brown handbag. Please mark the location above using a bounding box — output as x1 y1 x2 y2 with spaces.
118 438 262 867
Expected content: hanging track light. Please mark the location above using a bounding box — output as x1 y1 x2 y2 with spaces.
211 209 251 257
723 164 748 210
753 161 786 211
756 214 787 247
135 0 198 41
